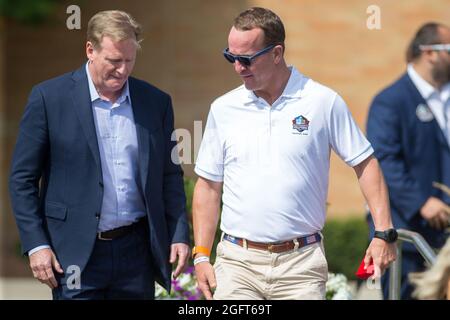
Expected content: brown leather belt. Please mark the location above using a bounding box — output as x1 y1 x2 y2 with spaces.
223 233 321 253
97 218 147 241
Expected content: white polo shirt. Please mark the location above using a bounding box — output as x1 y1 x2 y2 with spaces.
195 67 373 242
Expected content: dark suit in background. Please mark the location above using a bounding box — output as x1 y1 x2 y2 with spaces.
366 73 449 299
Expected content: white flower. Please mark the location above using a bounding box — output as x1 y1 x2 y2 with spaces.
331 287 353 300
326 272 353 300
177 272 191 287
155 282 168 298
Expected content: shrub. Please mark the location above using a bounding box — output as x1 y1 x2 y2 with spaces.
322 217 369 280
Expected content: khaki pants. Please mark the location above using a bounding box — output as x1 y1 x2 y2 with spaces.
213 238 328 300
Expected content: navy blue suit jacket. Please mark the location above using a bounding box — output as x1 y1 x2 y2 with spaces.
9 65 189 290
366 73 449 250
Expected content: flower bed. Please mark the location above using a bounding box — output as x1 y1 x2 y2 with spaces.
155 269 352 300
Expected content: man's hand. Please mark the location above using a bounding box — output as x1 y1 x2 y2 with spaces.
420 197 450 230
194 259 216 300
29 248 64 289
170 243 190 279
364 238 397 278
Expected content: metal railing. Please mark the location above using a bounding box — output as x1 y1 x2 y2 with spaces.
388 229 437 300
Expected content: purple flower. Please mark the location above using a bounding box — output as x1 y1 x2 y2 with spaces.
185 266 194 274
174 284 183 292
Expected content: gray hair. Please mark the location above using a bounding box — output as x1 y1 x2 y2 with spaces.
87 10 142 49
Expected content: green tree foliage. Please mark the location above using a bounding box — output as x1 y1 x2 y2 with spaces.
323 217 369 280
0 0 60 24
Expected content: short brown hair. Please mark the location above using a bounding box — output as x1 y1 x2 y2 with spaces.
406 22 444 62
87 10 142 49
233 7 285 50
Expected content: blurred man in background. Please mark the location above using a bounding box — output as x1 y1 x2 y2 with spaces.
367 22 450 299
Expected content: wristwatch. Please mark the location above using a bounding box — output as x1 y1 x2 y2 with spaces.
374 228 398 243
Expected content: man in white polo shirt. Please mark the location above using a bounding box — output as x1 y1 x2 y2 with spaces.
192 7 397 300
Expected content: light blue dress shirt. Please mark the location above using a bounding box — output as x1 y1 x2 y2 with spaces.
86 63 146 232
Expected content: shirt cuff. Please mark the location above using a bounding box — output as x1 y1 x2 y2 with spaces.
347 145 374 167
28 245 51 256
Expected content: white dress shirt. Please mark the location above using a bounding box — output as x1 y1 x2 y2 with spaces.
408 64 450 146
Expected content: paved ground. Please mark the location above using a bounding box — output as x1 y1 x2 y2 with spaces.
0 278 52 300
0 278 382 300
349 280 383 300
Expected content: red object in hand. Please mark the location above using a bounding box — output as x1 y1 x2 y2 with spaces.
355 258 375 279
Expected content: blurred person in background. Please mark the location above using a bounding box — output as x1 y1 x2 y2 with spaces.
366 22 450 300
410 237 450 299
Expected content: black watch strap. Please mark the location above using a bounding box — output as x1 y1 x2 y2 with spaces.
374 228 398 243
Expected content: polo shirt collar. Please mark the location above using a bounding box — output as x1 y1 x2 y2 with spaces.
243 66 307 105
280 66 306 99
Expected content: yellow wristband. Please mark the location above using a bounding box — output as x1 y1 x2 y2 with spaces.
192 246 211 258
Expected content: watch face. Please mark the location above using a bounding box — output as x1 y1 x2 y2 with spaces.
387 229 398 242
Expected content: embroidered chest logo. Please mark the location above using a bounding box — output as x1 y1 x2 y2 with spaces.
292 115 310 135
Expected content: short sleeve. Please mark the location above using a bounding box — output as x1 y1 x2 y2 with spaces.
328 94 374 167
195 108 225 182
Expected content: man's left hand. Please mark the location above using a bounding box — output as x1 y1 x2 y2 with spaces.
364 238 397 278
170 243 190 279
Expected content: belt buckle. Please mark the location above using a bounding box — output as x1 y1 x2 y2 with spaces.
267 244 274 253
97 232 112 241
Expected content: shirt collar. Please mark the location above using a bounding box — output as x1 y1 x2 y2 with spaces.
85 62 130 104
441 83 450 103
281 66 307 99
407 63 438 100
243 66 307 104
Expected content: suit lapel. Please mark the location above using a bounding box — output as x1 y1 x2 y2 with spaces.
404 74 449 150
71 65 102 172
129 78 151 192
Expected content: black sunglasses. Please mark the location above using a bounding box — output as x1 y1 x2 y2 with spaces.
223 44 276 66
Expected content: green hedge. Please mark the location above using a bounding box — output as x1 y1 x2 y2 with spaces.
184 177 370 279
322 217 369 280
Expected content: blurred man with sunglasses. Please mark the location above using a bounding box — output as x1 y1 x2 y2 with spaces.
192 7 396 300
366 22 450 300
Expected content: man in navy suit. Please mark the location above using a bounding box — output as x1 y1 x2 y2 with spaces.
367 22 450 299
9 10 190 299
